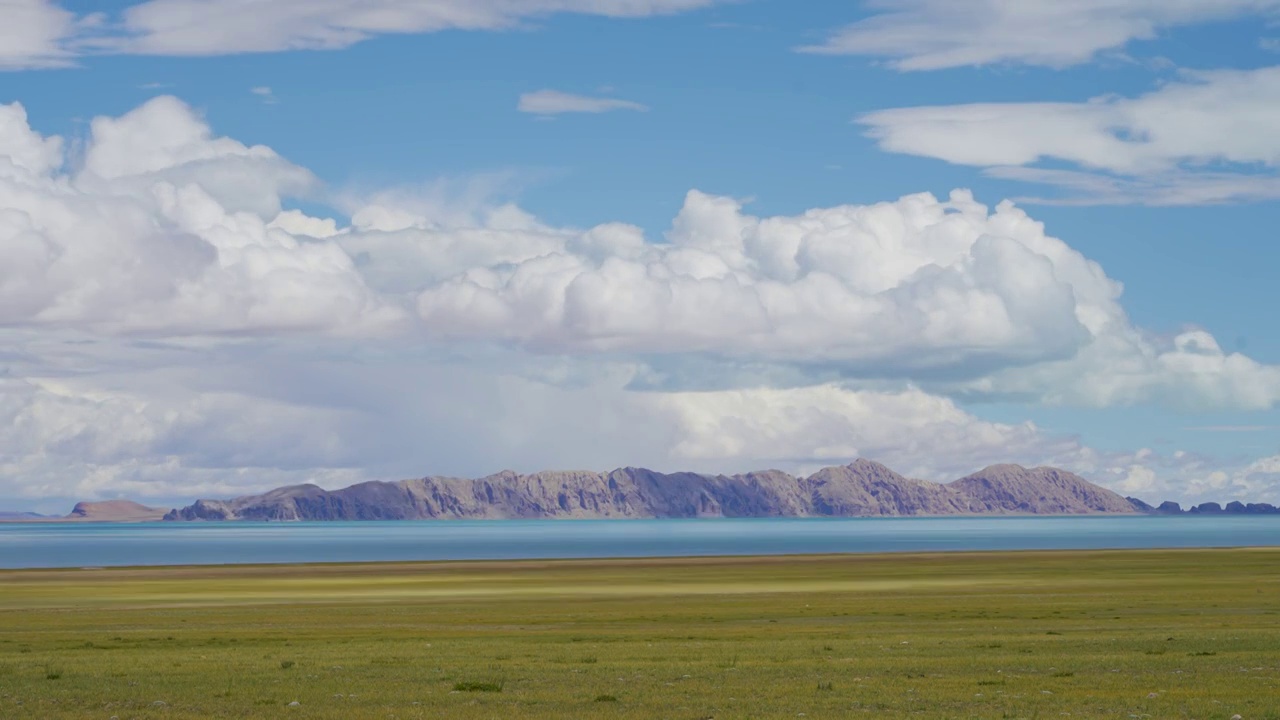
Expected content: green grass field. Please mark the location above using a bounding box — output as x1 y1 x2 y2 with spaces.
2 548 1279 718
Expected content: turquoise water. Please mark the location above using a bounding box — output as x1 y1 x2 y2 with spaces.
3 516 1280 569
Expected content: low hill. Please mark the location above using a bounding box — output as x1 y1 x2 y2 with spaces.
68 500 170 522
164 460 1140 521
0 511 48 521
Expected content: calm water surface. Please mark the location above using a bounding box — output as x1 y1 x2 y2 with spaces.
3 516 1279 569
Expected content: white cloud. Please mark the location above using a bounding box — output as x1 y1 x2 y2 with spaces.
0 346 1087 504
518 90 649 115
335 182 1280 410
0 0 80 70
983 167 1280 206
386 187 1280 409
0 96 404 336
860 67 1280 174
6 347 1278 509
5 96 1280 413
0 372 375 505
5 94 1280 508
691 397 1280 506
88 0 726 56
802 0 1280 70
268 209 341 238
0 0 729 68
1085 449 1280 506
410 189 1104 373
0 101 64 175
250 86 279 104
653 384 1082 480
858 67 1280 205
953 328 1280 411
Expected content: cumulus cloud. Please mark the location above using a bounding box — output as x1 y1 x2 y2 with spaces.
0 96 403 335
518 90 649 115
802 0 1280 70
411 189 1105 374
858 67 1280 205
5 94 1280 507
331 182 1280 411
386 187 1280 409
5 95 1280 411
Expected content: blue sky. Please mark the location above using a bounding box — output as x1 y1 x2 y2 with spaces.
2 0 1280 511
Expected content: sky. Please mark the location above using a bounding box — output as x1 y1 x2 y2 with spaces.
2 0 1280 513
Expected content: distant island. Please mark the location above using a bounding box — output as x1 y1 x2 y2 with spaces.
7 460 1277 523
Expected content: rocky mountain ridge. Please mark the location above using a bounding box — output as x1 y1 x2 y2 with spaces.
163 460 1141 521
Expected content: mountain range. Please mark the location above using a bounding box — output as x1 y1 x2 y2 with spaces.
8 460 1274 523
162 460 1141 521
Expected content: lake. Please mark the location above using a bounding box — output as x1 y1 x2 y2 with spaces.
3 515 1279 569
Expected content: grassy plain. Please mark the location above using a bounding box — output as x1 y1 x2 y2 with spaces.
1 549 1279 719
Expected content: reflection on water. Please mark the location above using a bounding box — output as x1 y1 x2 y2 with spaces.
2 515 1279 569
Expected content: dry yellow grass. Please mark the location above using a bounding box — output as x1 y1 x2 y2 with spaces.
2 549 1278 718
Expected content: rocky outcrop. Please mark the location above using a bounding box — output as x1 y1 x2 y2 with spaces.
164 460 1143 521
1138 500 1280 516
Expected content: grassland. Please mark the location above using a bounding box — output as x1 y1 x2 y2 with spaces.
2 549 1279 718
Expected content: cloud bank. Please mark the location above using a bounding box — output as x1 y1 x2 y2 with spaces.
2 95 1278 507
